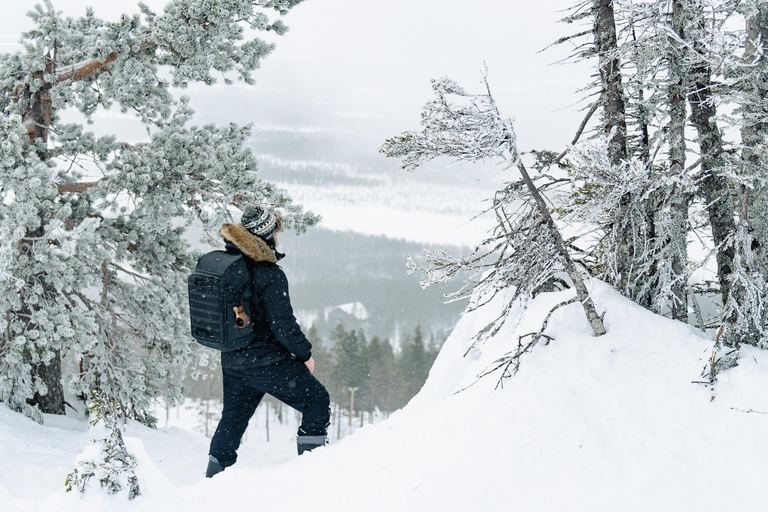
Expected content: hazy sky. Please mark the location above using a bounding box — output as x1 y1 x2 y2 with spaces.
0 0 593 159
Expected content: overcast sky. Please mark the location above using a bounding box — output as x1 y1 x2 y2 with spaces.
0 0 593 176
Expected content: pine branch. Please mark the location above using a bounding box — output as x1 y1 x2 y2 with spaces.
55 42 156 83
56 179 106 194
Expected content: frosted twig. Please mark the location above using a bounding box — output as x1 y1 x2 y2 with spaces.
730 408 768 416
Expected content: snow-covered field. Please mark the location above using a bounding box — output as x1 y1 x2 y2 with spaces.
274 179 497 247
2 281 768 511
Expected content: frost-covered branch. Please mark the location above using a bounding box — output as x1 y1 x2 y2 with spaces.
382 76 607 347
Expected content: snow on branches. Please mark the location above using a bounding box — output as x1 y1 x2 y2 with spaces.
382 76 606 365
0 0 317 450
65 391 140 499
563 137 695 320
381 78 510 171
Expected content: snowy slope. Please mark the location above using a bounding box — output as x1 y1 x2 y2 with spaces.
3 282 768 511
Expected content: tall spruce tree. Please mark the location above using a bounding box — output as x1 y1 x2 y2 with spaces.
398 325 430 402
723 0 768 347
365 335 396 413
740 1 768 277
306 324 334 390
683 1 738 314
327 321 348 406
332 327 365 411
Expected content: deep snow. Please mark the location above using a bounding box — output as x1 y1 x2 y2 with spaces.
2 282 768 511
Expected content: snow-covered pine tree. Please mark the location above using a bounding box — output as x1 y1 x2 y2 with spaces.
592 0 638 297
682 1 738 316
380 76 606 377
65 391 141 498
659 0 692 323
555 1 658 305
554 0 695 321
716 0 768 347
563 0 768 347
0 0 317 428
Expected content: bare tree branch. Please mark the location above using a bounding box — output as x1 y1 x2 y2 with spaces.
554 97 602 166
57 178 106 194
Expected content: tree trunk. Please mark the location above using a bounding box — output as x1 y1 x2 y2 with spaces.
513 153 607 337
26 354 65 414
594 0 634 298
661 0 690 322
685 19 736 308
594 0 628 165
22 71 53 158
19 62 65 415
736 4 768 345
742 5 768 279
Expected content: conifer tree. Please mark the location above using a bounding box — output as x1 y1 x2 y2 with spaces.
0 0 315 426
0 0 317 497
592 0 638 298
365 335 396 413
0 0 316 423
398 325 429 402
356 328 373 412
333 327 365 412
739 1 768 275
722 0 768 347
327 321 348 406
683 1 737 312
306 324 333 389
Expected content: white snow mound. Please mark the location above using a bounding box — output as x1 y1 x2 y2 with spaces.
180 281 768 511
0 484 19 512
38 435 178 512
3 280 768 511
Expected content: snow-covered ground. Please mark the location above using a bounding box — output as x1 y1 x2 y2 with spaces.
275 179 497 247
3 282 768 511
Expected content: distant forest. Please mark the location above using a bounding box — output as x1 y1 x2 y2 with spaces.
277 227 469 342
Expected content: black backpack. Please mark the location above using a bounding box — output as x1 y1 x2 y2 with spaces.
188 250 254 352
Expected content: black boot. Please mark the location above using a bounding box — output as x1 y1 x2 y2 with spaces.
297 435 328 455
206 455 224 478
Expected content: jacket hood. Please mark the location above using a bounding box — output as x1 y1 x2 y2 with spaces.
220 223 278 263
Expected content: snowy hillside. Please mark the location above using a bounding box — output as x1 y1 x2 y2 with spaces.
3 282 768 511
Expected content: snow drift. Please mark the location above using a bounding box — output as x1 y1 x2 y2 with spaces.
3 281 768 511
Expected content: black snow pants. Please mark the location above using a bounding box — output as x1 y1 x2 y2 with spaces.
209 357 331 468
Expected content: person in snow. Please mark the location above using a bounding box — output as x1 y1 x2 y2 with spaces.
206 205 331 478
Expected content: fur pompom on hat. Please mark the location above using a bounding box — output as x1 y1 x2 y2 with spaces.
241 205 283 240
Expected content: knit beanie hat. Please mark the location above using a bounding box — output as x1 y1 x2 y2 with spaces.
241 205 282 240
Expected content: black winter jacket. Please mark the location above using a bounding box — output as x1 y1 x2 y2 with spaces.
218 223 312 368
